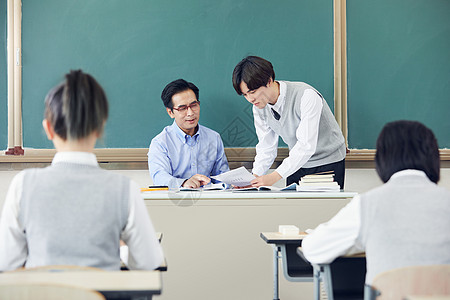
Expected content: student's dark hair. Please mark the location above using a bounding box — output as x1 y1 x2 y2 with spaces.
44 70 108 141
161 79 199 109
232 56 275 95
375 120 440 183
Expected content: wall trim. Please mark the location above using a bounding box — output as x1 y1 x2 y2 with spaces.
1 148 449 164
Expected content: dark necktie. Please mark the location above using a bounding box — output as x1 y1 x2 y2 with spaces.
271 108 280 121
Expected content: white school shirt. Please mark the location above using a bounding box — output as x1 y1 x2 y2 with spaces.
301 170 427 264
252 81 323 178
0 151 164 271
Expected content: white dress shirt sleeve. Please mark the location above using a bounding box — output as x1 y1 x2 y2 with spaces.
252 106 280 176
0 172 28 271
276 89 323 178
302 195 364 264
120 180 164 270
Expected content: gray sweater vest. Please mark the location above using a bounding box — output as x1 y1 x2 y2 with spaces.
357 174 450 283
255 81 346 168
19 162 129 270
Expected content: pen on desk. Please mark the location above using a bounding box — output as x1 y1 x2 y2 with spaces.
141 186 169 192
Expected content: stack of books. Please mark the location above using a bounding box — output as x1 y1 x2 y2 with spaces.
296 172 340 192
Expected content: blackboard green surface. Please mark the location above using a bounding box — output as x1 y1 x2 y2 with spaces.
21 0 334 149
347 0 450 149
1 1 7 151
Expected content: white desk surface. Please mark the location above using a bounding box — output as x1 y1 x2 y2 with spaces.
142 190 357 200
0 271 162 293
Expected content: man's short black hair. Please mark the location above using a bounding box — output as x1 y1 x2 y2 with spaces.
232 56 275 95
161 79 199 109
375 120 440 183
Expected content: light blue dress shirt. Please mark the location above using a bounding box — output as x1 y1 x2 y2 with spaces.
148 121 230 188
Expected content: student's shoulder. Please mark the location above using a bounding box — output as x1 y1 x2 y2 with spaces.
100 169 133 187
20 166 53 178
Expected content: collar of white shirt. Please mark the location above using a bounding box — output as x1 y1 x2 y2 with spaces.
52 151 99 167
390 169 427 180
268 80 286 115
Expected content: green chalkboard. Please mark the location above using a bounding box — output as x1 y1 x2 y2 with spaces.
347 0 450 149
21 0 334 149
1 1 7 151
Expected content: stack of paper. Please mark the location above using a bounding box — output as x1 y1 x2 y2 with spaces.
296 172 340 192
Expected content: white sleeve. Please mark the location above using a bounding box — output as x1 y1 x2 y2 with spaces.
0 172 28 271
301 195 364 264
121 180 164 270
252 106 279 176
276 89 322 178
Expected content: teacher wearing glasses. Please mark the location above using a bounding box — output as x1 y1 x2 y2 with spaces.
148 79 229 188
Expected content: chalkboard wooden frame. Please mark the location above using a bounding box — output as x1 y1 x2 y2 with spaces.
2 0 450 163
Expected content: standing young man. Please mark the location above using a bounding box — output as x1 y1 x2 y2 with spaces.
232 56 346 187
148 79 229 188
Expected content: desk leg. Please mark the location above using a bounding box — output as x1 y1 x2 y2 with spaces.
313 267 320 300
272 245 280 300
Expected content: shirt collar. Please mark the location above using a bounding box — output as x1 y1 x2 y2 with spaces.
268 81 286 114
390 169 427 180
52 151 99 167
171 121 200 144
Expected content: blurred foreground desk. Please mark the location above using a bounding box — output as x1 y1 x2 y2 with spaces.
142 190 357 300
0 271 162 299
261 232 310 300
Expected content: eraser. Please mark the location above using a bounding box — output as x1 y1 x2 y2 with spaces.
278 225 299 235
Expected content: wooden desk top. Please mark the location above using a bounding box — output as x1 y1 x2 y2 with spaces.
260 232 307 244
0 271 162 295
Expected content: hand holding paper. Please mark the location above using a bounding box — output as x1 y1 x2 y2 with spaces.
211 166 256 187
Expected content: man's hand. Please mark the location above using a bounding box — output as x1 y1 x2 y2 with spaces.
232 173 258 189
182 174 211 188
251 171 282 187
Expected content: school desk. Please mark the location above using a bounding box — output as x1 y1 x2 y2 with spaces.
142 190 357 300
0 270 162 299
260 232 310 300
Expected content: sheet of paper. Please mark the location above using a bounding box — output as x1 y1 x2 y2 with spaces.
211 166 255 187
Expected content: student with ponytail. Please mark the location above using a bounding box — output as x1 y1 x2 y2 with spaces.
0 70 164 271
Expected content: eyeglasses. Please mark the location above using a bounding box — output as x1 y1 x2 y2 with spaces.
172 101 200 113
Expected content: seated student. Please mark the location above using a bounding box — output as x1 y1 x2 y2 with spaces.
148 79 229 188
302 120 450 284
0 70 164 271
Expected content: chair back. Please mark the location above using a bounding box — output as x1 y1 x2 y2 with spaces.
371 265 450 300
0 283 106 300
283 243 313 281
330 255 367 300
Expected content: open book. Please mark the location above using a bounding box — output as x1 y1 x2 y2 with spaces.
179 183 229 192
233 183 297 192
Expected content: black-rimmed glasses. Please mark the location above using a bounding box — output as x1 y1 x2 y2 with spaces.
172 101 200 113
